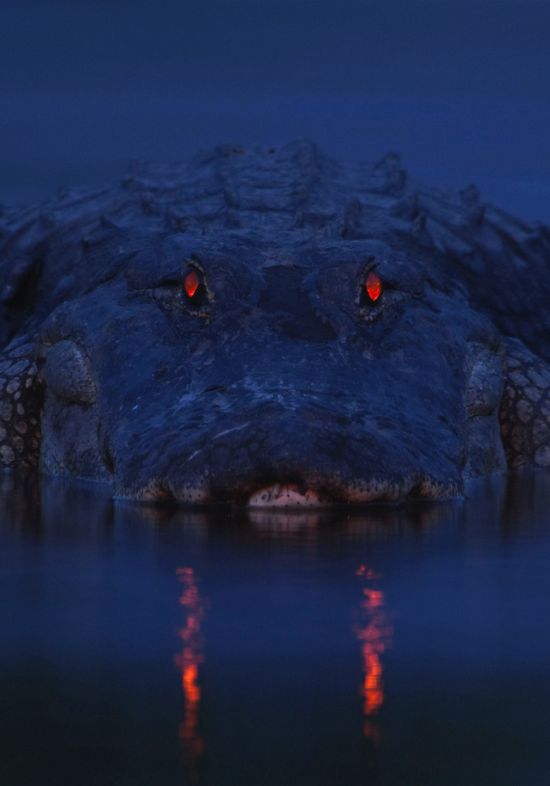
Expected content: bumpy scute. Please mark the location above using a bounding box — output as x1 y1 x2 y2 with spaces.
500 338 550 469
0 338 42 470
0 141 548 504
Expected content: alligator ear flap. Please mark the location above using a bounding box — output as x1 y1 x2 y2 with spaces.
499 338 550 470
40 340 96 406
0 338 43 471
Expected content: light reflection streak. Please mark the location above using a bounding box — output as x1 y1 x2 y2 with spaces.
173 559 392 770
175 567 205 773
354 564 393 744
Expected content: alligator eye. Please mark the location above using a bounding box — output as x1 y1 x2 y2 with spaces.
183 269 202 300
365 271 383 303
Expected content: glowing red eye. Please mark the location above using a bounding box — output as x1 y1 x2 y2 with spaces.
365 271 382 302
184 269 201 298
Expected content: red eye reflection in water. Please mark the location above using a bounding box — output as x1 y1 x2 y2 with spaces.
175 567 205 772
184 269 201 299
365 271 383 303
354 564 393 745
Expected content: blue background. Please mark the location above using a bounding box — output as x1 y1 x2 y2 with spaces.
1 0 549 220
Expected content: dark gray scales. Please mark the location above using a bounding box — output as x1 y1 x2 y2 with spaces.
0 141 548 504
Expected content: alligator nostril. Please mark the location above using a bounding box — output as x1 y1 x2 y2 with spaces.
248 484 323 508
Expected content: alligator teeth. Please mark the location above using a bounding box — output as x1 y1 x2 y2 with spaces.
248 484 322 508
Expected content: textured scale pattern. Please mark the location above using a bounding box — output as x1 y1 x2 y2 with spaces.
500 338 550 469
0 338 42 470
0 141 548 502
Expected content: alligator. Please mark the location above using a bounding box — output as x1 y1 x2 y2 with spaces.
0 141 548 506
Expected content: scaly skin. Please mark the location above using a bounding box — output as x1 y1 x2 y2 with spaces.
0 338 41 469
499 338 550 468
0 141 548 505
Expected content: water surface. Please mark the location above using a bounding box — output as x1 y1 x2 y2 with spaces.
1 472 550 785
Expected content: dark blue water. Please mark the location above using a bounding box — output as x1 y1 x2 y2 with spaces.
1 471 550 785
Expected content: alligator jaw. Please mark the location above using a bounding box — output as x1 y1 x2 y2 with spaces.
247 484 323 508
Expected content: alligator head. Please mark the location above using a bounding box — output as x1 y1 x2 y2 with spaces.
0 142 548 504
